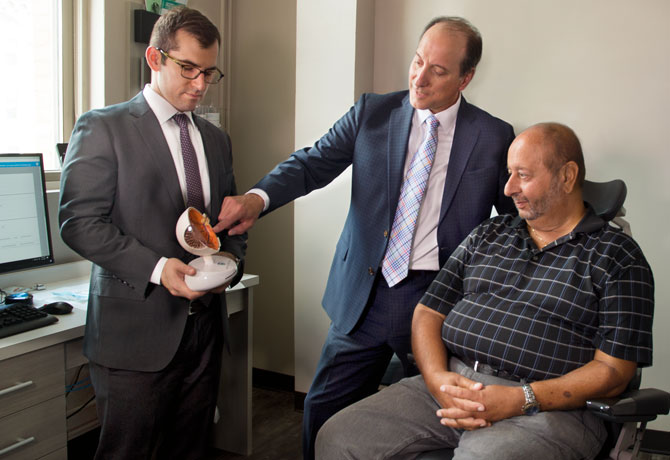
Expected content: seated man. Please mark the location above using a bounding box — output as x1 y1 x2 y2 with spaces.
315 122 654 460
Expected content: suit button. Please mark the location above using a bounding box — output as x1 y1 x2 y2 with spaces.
383 230 388 238
368 267 375 275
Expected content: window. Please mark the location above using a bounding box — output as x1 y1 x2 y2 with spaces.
0 0 72 171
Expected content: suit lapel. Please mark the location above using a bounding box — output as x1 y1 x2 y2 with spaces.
128 93 185 214
439 97 480 223
387 95 414 226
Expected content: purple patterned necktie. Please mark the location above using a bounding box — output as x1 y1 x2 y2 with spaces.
173 113 205 211
382 115 440 287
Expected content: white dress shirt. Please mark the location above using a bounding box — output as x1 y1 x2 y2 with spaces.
142 84 212 284
407 96 461 271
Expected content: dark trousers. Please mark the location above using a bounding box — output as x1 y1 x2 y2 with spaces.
89 305 223 460
302 270 437 460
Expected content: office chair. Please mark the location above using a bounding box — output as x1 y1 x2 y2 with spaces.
381 179 670 460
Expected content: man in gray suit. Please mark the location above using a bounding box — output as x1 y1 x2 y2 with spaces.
214 17 515 459
59 7 245 459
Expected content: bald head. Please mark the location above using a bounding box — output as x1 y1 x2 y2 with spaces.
505 122 586 223
421 16 482 76
523 123 585 188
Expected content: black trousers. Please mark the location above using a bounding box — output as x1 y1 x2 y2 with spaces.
89 305 223 460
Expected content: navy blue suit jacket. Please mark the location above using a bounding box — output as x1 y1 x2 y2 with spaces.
256 91 515 334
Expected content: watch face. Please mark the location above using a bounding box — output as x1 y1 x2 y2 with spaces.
523 403 540 415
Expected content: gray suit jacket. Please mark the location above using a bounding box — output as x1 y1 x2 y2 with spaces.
256 91 515 334
59 92 246 372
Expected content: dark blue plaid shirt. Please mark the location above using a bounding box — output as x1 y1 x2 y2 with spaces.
421 207 654 382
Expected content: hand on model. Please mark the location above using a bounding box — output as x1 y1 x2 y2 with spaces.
212 194 265 235
161 258 207 300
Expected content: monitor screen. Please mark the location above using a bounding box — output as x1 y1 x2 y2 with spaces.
0 154 55 274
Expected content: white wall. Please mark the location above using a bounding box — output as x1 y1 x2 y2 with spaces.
229 0 297 376
88 0 225 110
372 0 669 430
293 0 374 394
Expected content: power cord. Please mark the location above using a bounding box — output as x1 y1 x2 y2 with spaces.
67 394 95 419
65 364 95 419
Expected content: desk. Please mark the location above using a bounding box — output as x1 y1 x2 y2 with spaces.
0 260 258 459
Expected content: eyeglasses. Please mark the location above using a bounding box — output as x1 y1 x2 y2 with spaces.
156 48 224 84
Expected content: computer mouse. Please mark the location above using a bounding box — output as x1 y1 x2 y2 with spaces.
40 301 74 315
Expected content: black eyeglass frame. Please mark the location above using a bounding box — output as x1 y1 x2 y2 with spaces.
156 48 224 84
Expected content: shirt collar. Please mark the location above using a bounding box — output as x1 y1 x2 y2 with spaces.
511 204 606 236
142 84 195 126
415 93 461 129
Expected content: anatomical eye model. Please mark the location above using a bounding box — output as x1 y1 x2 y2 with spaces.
175 207 237 291
183 207 220 252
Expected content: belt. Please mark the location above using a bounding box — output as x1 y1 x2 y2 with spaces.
188 300 210 315
460 356 523 382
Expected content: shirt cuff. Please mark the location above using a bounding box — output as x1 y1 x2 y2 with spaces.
151 257 168 285
246 188 269 212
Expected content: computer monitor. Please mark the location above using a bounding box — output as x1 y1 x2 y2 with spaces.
0 154 55 274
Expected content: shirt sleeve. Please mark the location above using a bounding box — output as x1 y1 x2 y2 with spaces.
594 237 655 366
246 188 270 212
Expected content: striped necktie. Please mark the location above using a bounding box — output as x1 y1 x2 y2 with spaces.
382 115 439 287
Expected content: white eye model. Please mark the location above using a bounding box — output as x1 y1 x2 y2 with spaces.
175 207 237 291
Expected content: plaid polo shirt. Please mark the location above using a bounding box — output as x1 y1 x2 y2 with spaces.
421 206 654 382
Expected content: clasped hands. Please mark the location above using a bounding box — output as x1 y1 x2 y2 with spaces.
427 370 522 430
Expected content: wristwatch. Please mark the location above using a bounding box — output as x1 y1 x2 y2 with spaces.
521 384 540 415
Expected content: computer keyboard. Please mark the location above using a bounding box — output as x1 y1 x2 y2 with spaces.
0 303 58 339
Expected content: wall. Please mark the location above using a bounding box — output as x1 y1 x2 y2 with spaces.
228 0 297 376
293 0 375 394
87 0 225 110
372 0 669 431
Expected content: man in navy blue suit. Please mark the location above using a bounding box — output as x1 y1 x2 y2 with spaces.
214 16 515 460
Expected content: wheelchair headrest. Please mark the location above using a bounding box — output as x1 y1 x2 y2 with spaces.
582 179 627 222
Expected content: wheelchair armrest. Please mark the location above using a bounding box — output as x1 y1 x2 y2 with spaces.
586 388 670 423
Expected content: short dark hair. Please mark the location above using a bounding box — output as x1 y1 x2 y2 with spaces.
149 6 220 61
421 16 482 76
535 122 586 187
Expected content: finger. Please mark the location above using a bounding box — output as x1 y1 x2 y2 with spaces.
436 407 477 420
440 416 489 430
226 220 254 236
180 264 196 276
213 209 239 233
449 396 485 413
452 374 484 390
211 221 227 233
440 382 484 403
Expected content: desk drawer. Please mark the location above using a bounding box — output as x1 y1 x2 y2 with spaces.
0 345 64 419
0 396 66 459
